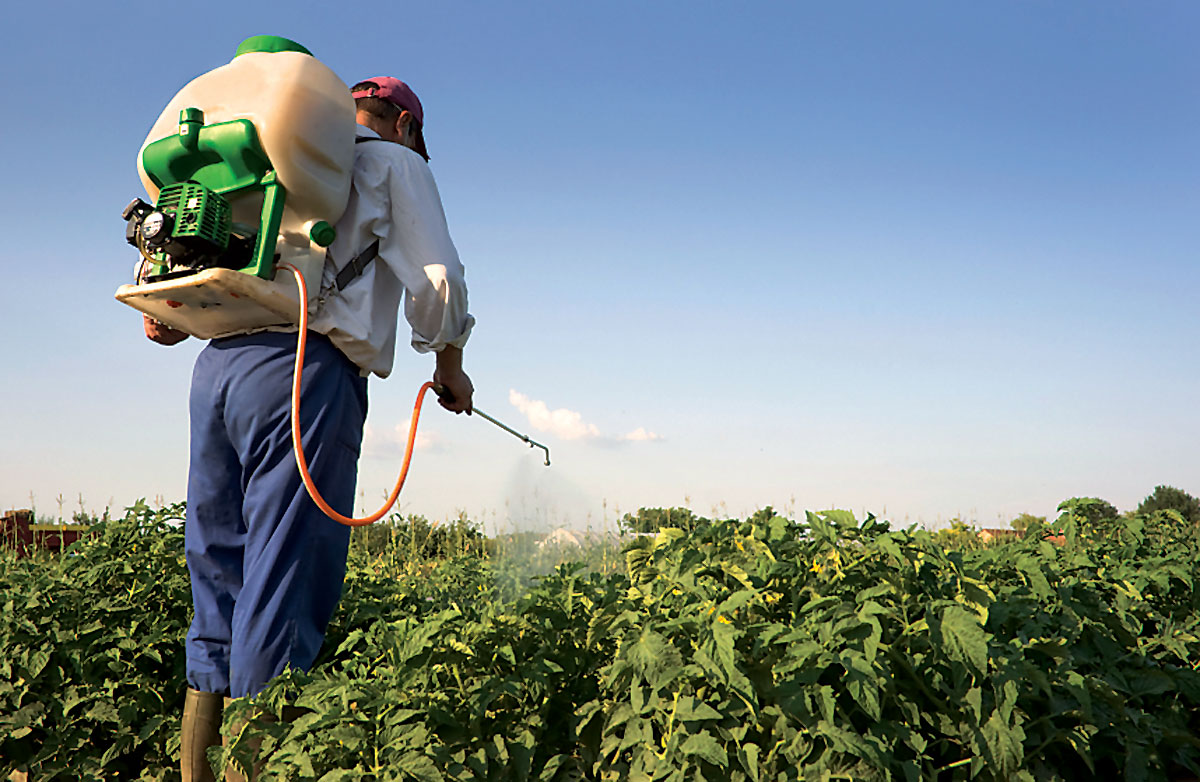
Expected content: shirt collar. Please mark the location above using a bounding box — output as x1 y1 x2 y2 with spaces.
355 124 382 140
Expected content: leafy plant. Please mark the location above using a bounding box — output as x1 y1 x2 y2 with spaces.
0 501 189 780
4 499 1200 780
241 506 1200 780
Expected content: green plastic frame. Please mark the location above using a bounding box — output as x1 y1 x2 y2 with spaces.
141 107 286 279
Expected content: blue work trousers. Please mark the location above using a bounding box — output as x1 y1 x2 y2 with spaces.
184 331 367 698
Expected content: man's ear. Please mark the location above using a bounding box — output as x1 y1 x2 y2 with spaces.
395 110 413 138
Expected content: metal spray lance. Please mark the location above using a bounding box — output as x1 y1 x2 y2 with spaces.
433 384 551 466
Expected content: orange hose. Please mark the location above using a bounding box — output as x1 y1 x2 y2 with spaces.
280 262 434 527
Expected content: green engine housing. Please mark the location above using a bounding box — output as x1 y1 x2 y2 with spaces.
148 181 232 258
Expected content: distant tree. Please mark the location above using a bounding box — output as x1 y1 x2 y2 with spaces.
1136 485 1200 523
1009 513 1046 533
1057 497 1119 525
618 507 700 534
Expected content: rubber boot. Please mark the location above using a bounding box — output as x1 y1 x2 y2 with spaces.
181 688 224 782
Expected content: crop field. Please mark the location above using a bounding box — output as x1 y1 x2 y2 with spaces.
2 499 1199 781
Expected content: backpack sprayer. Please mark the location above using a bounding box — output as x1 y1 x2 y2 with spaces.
115 35 351 337
117 35 549 526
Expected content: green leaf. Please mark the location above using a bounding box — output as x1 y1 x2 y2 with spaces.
618 717 650 753
495 643 517 666
631 683 646 714
676 698 722 722
397 751 443 782
712 620 740 676
137 714 166 743
739 742 760 782
981 709 1025 775
816 685 836 723
1017 557 1052 599
317 770 364 782
721 563 754 588
24 649 50 679
87 701 119 723
847 672 881 721
604 703 635 732
813 720 879 762
680 731 728 767
654 528 686 548
621 627 681 683
716 589 757 617
818 510 858 527
798 595 840 617
965 687 982 723
936 605 988 673
540 753 569 781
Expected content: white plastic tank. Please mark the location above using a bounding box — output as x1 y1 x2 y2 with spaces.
136 35 356 310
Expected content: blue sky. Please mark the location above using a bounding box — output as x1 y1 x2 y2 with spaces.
1 2 1196 530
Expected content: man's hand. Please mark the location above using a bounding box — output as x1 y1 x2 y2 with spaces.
433 345 473 414
143 315 189 346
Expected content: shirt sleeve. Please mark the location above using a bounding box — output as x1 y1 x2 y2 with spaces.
378 148 474 353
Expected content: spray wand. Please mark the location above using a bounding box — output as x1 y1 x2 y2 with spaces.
433 384 551 466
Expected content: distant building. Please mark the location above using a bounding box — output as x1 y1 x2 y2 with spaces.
536 528 621 550
1 509 93 558
978 528 1022 544
538 528 585 549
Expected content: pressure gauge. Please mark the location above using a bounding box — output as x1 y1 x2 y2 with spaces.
142 211 173 247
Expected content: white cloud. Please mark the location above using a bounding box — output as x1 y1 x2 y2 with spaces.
508 390 599 440
620 427 662 442
508 390 662 444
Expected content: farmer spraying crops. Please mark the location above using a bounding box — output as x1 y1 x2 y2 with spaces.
138 56 475 778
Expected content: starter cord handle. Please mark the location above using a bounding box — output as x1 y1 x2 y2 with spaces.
281 262 434 527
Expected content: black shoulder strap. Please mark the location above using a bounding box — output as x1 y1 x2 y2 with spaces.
334 239 380 292
330 137 388 292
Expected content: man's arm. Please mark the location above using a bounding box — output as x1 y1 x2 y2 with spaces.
432 345 473 414
378 148 474 356
375 147 474 410
143 315 189 346
136 257 189 345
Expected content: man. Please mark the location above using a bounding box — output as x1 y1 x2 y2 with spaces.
149 77 474 780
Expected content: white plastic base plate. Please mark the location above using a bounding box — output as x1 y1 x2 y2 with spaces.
115 268 305 340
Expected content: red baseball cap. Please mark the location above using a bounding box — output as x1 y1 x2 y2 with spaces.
352 77 428 160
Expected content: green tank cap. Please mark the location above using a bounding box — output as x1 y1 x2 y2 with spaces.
179 108 204 151
234 35 312 58
309 221 337 247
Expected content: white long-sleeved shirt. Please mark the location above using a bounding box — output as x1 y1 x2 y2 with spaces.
309 125 474 378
